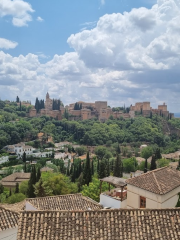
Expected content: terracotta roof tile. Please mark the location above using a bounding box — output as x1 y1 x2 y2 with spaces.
1 200 26 212
26 193 102 211
126 167 180 194
17 208 180 240
0 206 19 231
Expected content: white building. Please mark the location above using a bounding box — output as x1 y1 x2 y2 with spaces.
0 155 9 164
13 143 34 158
100 167 180 210
126 166 180 209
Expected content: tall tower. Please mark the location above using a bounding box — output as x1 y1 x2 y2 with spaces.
46 92 50 99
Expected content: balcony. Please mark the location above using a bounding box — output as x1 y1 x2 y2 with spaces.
99 176 127 209
100 188 127 209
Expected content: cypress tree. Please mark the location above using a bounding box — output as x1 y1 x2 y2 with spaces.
155 148 162 160
0 184 4 194
91 159 94 176
83 151 92 186
16 96 19 103
99 160 107 178
117 143 121 154
28 166 36 198
19 101 22 111
15 183 19 193
22 152 26 163
9 189 12 197
97 158 100 175
144 159 148 173
36 167 41 182
113 154 123 177
150 155 157 170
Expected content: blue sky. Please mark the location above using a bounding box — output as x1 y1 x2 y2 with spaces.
0 0 179 113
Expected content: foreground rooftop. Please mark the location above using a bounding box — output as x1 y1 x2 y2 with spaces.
17 208 180 240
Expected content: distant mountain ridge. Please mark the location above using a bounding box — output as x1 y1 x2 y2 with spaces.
174 113 180 118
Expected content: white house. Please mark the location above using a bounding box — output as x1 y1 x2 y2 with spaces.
0 155 9 164
126 166 180 209
100 167 180 210
14 143 34 157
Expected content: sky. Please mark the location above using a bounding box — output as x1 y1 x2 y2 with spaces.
0 0 180 113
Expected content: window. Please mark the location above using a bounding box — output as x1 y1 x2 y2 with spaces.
140 196 146 208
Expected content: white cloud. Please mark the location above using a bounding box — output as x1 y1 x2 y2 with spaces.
0 38 18 49
101 0 105 5
37 16 44 22
0 0 180 112
0 0 34 27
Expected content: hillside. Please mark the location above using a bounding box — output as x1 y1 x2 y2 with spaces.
0 99 180 154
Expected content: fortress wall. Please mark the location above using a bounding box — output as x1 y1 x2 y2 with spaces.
29 109 37 117
142 102 150 111
69 110 81 116
158 104 167 111
81 109 91 120
95 101 107 111
135 102 143 111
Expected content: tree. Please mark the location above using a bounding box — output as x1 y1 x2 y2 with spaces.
81 176 110 202
113 154 123 177
0 183 4 194
150 155 157 171
7 193 26 204
141 147 152 173
123 157 138 173
83 151 92 186
98 159 107 178
91 159 94 176
155 148 162 160
16 96 20 103
36 167 41 182
15 183 19 194
28 166 36 198
22 152 26 163
34 179 47 197
117 143 121 154
19 181 28 195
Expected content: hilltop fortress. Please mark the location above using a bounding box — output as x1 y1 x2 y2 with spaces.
29 94 174 121
130 102 174 118
29 93 65 120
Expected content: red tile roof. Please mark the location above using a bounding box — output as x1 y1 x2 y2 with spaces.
126 167 180 194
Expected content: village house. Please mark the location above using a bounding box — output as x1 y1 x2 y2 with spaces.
0 173 30 189
126 167 180 209
99 167 180 209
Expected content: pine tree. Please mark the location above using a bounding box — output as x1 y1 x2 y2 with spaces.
83 151 92 186
15 183 19 193
113 154 123 177
150 155 157 170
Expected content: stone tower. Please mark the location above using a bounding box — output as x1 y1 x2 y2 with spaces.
45 92 53 110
